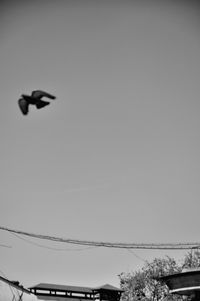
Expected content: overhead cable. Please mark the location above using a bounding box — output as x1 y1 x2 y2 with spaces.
0 225 200 250
11 232 97 252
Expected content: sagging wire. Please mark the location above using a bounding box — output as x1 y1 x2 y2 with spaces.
1 225 200 250
11 232 97 252
126 248 147 263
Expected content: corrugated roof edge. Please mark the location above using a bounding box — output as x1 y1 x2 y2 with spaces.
29 283 123 292
93 284 124 292
29 283 93 293
159 268 200 281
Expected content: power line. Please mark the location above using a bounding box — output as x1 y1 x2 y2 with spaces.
126 249 147 263
11 232 97 252
0 225 200 250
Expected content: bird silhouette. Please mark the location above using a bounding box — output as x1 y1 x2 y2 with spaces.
18 90 56 115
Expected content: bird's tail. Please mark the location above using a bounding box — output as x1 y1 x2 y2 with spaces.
36 100 50 109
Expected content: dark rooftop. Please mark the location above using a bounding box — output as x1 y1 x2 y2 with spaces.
29 283 123 293
158 268 200 296
29 283 93 293
159 268 200 281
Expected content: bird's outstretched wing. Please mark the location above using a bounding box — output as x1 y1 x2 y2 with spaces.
18 98 29 115
36 100 50 109
31 90 56 100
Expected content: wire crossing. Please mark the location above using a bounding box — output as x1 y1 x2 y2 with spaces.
0 225 200 250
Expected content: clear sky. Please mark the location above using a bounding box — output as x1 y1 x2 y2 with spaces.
1 0 200 290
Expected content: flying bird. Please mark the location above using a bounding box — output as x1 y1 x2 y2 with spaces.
18 90 56 115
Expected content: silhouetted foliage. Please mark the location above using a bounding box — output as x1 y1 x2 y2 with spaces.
119 251 200 301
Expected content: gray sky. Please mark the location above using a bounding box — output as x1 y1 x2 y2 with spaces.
1 0 200 289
